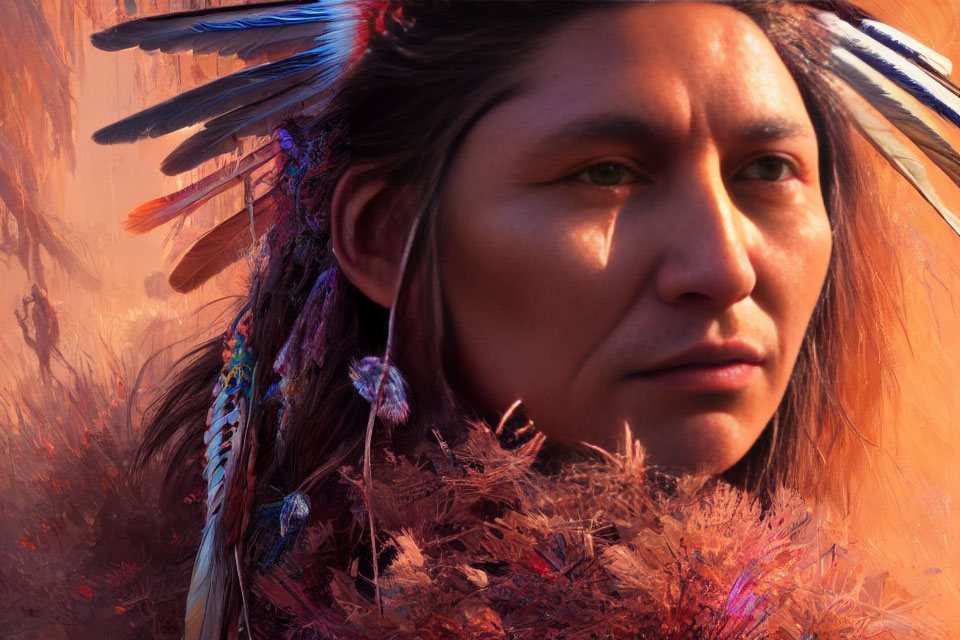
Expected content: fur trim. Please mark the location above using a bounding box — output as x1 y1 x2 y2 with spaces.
250 424 942 639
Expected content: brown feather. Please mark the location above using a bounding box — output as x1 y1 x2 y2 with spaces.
168 189 280 293
125 141 280 234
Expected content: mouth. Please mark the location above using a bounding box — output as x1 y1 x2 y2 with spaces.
629 342 766 392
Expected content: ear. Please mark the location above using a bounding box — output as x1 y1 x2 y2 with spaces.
330 165 408 309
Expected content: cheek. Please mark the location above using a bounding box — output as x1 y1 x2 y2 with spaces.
437 189 624 413
762 202 832 360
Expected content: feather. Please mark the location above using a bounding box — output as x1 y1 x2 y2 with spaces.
820 12 960 128
829 47 960 191
857 19 952 78
168 189 281 293
91 1 350 61
186 324 254 640
279 492 310 538
160 78 331 175
349 356 410 425
125 140 281 233
93 41 350 146
184 514 233 640
831 74 960 237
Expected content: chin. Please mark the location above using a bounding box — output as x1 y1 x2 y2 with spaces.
630 411 762 476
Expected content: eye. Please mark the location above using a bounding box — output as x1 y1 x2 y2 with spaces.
572 162 642 187
737 156 797 182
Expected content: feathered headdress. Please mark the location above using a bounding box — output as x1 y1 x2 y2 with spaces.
90 2 960 638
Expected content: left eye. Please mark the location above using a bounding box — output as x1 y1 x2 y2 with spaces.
572 162 641 187
738 156 796 182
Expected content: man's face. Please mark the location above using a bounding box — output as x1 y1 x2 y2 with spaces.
437 2 832 474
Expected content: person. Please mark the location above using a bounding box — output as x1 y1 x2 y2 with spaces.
92 1 960 637
14 283 60 381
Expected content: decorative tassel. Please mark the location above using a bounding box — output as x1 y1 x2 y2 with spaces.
273 268 338 436
280 492 311 538
349 356 410 425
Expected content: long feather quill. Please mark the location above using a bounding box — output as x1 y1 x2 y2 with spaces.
92 45 346 145
161 79 331 175
857 18 952 78
126 140 280 233
820 12 960 128
169 189 281 293
831 71 960 237
829 47 960 191
186 323 254 640
91 1 348 61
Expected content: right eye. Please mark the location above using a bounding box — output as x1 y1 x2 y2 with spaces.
572 162 643 187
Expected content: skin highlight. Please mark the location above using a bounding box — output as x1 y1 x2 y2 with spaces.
435 3 833 475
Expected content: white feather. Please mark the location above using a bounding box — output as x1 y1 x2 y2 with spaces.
860 19 952 77
819 12 960 125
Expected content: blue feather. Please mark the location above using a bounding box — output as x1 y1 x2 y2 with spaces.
93 44 347 145
189 6 343 33
184 514 230 640
821 13 960 128
91 1 351 60
857 19 952 78
186 319 255 640
91 0 357 172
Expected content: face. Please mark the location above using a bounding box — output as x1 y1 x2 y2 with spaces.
436 3 832 475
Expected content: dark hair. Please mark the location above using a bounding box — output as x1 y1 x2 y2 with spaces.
138 0 897 578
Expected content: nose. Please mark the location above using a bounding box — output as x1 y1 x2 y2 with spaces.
654 167 757 309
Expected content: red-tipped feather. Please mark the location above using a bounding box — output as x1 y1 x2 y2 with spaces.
169 189 281 293
124 141 281 234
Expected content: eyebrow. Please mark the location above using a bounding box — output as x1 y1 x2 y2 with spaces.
737 116 814 141
526 114 815 158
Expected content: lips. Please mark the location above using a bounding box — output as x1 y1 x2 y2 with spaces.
629 341 765 392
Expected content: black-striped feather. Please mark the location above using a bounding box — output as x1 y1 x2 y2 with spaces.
830 47 960 189
820 12 960 128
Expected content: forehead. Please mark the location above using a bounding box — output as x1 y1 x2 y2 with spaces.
489 2 811 145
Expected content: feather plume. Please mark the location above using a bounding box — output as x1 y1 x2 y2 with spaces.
125 141 280 234
91 1 350 61
829 47 960 192
186 324 254 640
831 70 960 237
857 18 953 78
92 44 349 146
249 423 942 638
168 189 281 293
279 492 310 538
160 79 330 175
91 2 358 174
820 12 960 128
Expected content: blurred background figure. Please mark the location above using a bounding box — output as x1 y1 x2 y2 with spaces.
14 284 60 381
